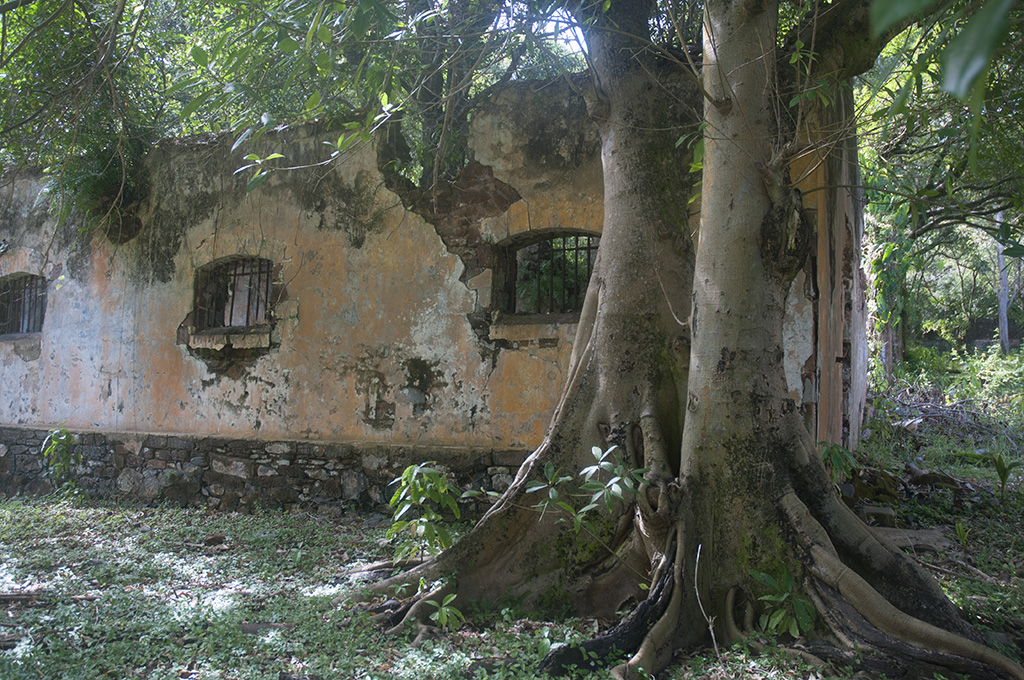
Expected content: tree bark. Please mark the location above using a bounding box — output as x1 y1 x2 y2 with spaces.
997 212 1010 354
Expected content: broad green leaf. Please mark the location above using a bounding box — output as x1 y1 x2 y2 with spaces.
942 0 1016 100
190 45 209 68
749 569 781 592
794 597 816 633
352 8 371 38
870 0 942 38
165 75 200 97
361 0 398 25
315 51 333 71
768 608 788 631
229 128 255 154
247 170 270 192
180 87 215 121
278 36 300 54
317 25 333 43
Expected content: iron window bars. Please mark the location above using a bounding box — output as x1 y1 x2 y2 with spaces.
0 274 46 336
514 234 599 315
194 258 273 332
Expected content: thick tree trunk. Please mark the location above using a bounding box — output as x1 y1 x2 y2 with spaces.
358 2 1024 678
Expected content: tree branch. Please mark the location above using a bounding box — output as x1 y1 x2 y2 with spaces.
0 0 35 14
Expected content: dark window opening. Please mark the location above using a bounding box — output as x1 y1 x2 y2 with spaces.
0 274 46 336
512 234 599 315
194 258 273 332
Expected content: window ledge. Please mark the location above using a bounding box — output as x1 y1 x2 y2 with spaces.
188 327 271 351
0 332 42 342
491 314 578 347
492 312 580 327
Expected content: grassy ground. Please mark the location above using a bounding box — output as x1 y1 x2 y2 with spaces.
1 481 1020 679
2 364 1023 679
0 495 850 680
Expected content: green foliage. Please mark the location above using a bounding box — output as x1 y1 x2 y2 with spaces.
386 462 462 563
748 568 816 640
40 427 81 493
989 448 1022 503
818 441 859 486
526 445 647 535
954 519 971 552
425 592 465 630
871 0 1018 101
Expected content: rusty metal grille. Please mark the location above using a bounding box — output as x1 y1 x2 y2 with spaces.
0 274 46 335
514 234 599 314
194 258 272 331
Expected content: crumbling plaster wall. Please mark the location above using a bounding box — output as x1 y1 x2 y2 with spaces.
0 102 601 453
1 78 864 473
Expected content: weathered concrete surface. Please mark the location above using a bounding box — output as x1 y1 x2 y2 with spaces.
0 108 598 453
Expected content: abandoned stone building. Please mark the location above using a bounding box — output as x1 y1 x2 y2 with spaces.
0 82 869 511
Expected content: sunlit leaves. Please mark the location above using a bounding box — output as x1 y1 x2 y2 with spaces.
870 0 944 38
941 0 1016 100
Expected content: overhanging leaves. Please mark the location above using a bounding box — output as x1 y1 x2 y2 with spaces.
941 0 1016 99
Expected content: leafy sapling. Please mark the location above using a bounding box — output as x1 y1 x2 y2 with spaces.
526 445 648 534
425 592 465 630
819 441 858 486
41 426 82 494
749 568 817 640
387 463 463 563
990 450 1021 503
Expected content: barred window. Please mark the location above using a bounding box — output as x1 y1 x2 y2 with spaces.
194 258 273 332
511 234 599 315
0 274 46 336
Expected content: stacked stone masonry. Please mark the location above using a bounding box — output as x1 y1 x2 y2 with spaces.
0 427 521 514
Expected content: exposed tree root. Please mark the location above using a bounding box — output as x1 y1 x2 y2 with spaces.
809 544 1024 679
781 483 1024 680
610 526 689 680
539 540 676 676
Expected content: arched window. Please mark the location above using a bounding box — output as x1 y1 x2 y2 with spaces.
506 233 599 315
193 257 273 332
0 274 46 336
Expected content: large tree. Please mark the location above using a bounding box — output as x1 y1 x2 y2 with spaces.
3 0 1023 677
353 2 1024 679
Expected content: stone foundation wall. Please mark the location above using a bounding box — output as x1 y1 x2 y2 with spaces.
0 427 523 514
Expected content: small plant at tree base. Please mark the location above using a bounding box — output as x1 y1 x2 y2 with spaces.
387 463 463 563
818 441 858 486
954 520 971 554
989 451 1021 503
749 568 816 640
526 445 648 535
40 426 81 493
425 592 465 630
